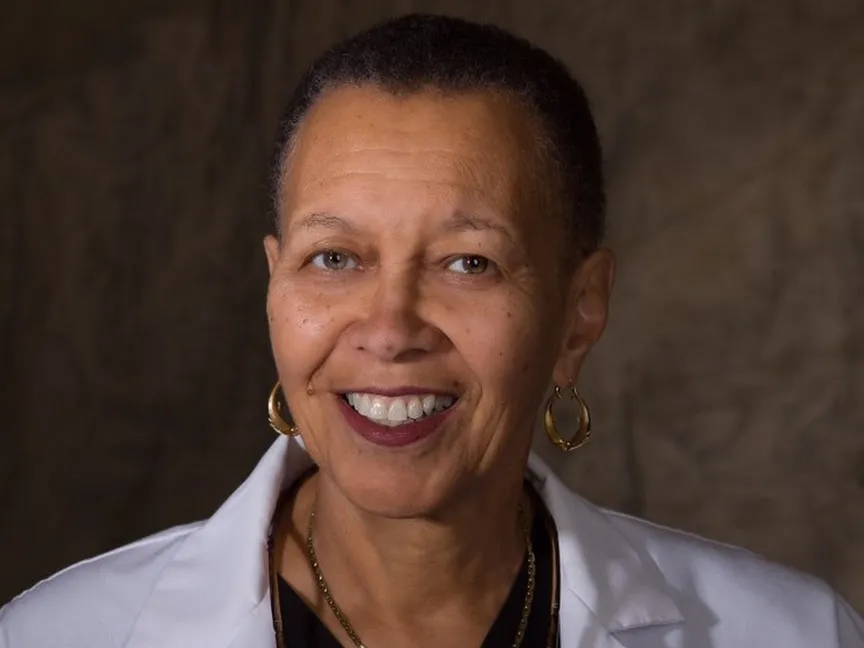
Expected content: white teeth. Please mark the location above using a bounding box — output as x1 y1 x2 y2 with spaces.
360 394 372 416
345 392 457 426
387 399 408 423
422 395 436 415
368 398 389 421
407 397 424 420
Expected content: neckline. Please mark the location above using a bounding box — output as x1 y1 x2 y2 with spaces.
267 468 561 648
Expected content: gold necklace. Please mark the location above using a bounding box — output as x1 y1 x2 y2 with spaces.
305 502 536 648
268 472 560 648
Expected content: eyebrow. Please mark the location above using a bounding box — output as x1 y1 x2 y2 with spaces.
287 209 515 241
442 211 515 242
287 212 359 236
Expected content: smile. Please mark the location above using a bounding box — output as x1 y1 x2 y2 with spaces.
341 392 456 427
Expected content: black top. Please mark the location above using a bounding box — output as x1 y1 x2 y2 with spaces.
277 507 556 648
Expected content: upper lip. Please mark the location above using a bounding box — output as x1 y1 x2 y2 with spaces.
337 387 459 397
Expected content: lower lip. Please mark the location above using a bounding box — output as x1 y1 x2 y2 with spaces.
336 397 454 448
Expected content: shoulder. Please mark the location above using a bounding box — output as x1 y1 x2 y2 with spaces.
0 523 200 648
601 506 862 643
605 506 822 589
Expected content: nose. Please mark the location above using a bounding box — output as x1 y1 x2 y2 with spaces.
346 271 444 363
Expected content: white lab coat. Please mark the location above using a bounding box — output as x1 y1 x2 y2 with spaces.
1 435 862 647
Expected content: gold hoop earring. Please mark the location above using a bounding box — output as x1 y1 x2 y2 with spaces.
543 383 591 452
268 381 298 436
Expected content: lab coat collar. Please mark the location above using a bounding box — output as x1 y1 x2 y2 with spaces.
124 436 682 647
526 454 684 636
123 437 310 648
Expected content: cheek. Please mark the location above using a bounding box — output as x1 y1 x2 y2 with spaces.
451 292 557 397
267 278 341 387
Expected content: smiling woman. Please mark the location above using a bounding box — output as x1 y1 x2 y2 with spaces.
264 84 589 528
1 13 863 648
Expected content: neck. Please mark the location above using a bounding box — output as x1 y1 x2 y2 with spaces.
299 471 529 626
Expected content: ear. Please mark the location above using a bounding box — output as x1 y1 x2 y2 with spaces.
263 234 281 276
552 247 615 386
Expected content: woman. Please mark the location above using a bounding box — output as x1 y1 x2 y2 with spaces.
1 13 862 648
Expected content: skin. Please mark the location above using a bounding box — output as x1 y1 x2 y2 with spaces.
264 85 614 648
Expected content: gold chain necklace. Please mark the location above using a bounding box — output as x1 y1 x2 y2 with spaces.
305 502 536 648
268 471 560 648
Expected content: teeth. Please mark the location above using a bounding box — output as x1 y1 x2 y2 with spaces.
387 399 407 422
368 398 388 421
407 398 424 420
422 395 436 415
344 392 456 426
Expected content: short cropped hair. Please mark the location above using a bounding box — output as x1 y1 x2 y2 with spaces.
270 13 605 253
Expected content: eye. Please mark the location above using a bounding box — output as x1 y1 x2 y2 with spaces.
446 255 491 275
310 250 358 271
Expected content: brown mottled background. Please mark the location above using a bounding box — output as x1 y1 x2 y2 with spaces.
2 0 863 611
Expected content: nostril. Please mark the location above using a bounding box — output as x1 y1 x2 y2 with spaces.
348 316 443 361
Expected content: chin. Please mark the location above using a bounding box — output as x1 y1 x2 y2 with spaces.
310 393 476 517
328 453 460 519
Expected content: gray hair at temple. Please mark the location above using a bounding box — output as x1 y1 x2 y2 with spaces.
269 13 606 258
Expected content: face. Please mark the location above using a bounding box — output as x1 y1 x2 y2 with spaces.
265 85 613 517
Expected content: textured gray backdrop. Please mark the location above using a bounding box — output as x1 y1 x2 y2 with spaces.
2 0 863 611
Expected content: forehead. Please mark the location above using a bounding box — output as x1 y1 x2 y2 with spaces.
279 85 544 214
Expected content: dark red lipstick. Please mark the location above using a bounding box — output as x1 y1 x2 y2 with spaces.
336 395 455 448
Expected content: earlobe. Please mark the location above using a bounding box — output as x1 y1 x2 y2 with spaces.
552 355 585 388
264 235 281 276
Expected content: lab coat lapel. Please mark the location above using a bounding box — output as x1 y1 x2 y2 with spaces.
225 597 279 648
528 455 685 647
123 436 684 648
123 436 309 648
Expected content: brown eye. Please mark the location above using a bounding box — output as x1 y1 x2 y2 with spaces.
310 250 357 271
447 255 490 275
